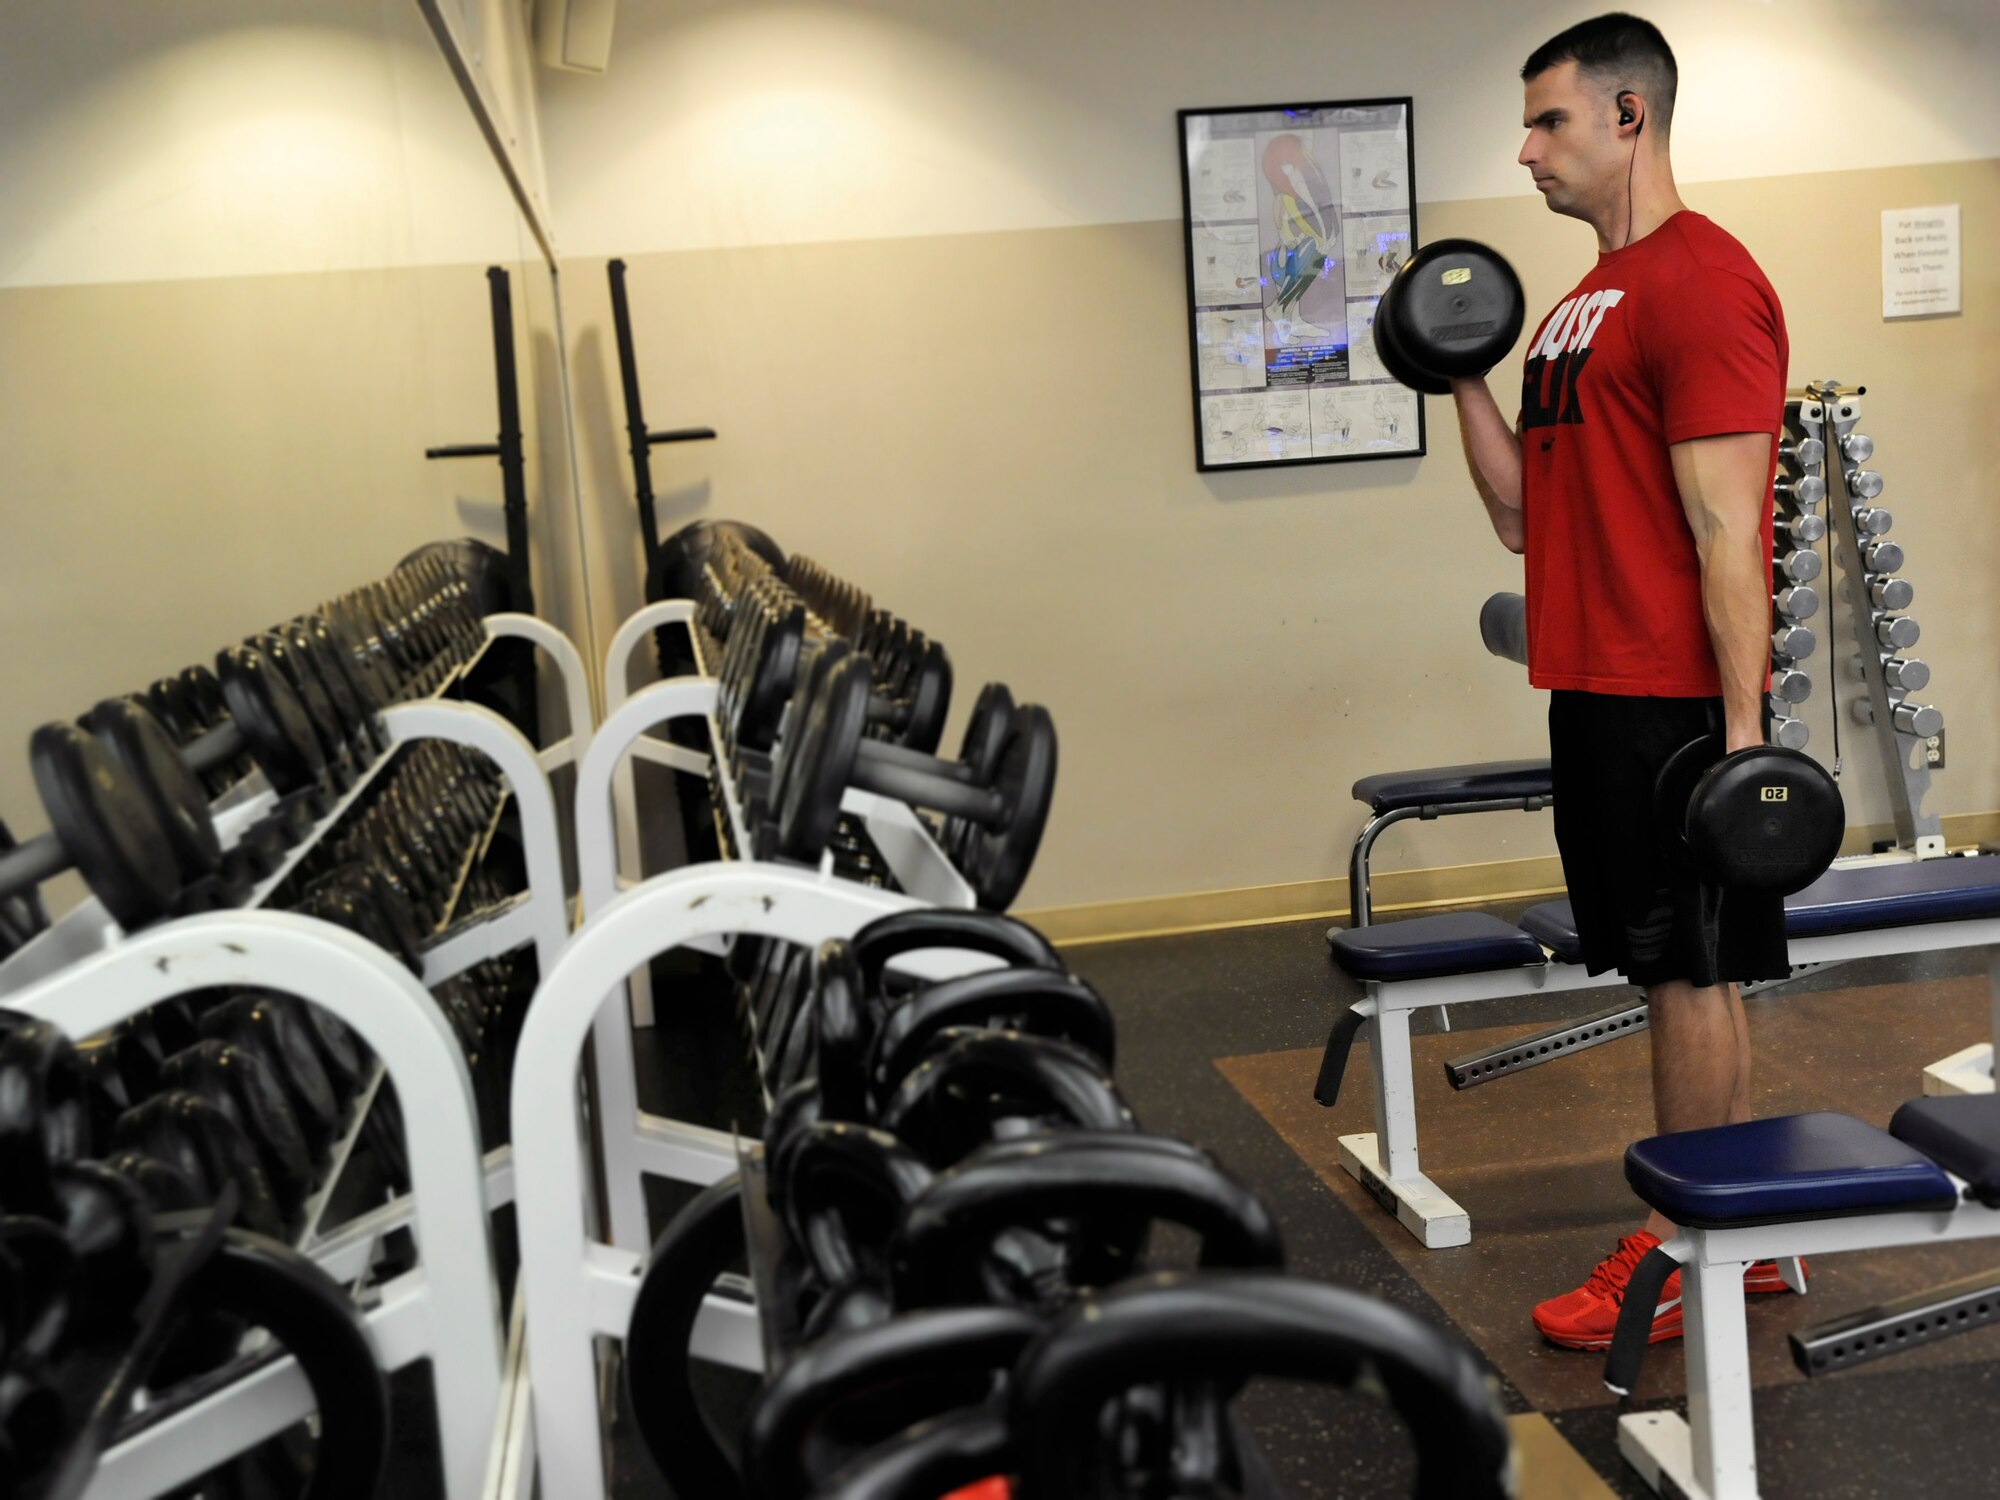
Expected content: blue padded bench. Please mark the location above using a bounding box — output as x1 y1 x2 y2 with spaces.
1516 855 2000 968
1605 1096 2000 1498
1326 912 1545 982
1625 1111 1959 1230
1315 854 2000 1260
1338 759 1553 928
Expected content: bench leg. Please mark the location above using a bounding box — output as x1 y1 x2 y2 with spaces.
1618 1246 1760 1500
1336 1004 1470 1248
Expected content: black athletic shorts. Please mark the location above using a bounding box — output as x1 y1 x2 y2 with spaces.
1548 690 1789 990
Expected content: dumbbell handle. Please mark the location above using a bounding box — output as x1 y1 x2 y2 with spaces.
850 749 1005 823
185 719 247 774
0 831 68 897
860 736 978 785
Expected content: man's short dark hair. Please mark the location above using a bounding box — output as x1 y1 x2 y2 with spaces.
1523 13 1678 133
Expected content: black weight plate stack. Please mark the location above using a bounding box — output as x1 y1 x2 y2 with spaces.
257 632 344 760
1380 238 1526 387
774 646 870 866
29 723 183 932
944 685 1016 863
178 665 228 731
86 698 222 884
1687 747 1844 895
217 645 326 794
960 704 1057 911
901 641 953 755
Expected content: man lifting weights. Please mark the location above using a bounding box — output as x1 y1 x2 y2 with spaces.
1452 13 1804 1348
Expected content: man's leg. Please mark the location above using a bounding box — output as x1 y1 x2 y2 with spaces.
1640 979 1752 1242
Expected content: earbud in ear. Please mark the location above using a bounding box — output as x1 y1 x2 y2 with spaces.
1619 108 1635 126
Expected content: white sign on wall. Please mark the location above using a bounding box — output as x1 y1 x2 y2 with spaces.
1881 204 1961 319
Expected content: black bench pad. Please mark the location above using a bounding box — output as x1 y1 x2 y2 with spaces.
1892 1094 2000 1206
1350 760 1554 817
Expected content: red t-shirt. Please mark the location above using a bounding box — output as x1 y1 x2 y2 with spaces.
1519 211 1788 696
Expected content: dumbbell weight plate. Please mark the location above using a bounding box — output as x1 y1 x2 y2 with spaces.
1379 238 1527 386
257 632 346 760
112 1090 287 1240
29 723 184 932
178 664 228 732
159 1041 315 1219
1374 284 1451 396
87 698 223 884
1655 735 1844 895
291 621 369 736
145 676 201 745
199 994 342 1157
958 704 1057 911
217 645 326 794
775 643 870 865
899 641 953 755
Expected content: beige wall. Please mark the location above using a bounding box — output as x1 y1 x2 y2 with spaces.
541 0 2000 255
0 1 584 915
560 157 1999 910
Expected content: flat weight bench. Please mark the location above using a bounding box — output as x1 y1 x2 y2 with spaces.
1604 1094 2000 1500
1330 759 1553 931
1318 853 2000 1249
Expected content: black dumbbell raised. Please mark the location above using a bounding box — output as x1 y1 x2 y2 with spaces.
1373 239 1526 396
773 648 1055 909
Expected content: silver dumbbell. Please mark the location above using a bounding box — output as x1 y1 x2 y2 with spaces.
1869 576 1914 610
1777 548 1822 583
1845 469 1885 500
1841 433 1874 462
1774 583 1820 621
1893 702 1943 737
1776 474 1827 507
1883 657 1931 692
1772 666 1812 703
1769 715 1810 750
1862 539 1904 572
1773 622 1816 660
1874 614 1921 651
1853 507 1894 536
1781 436 1826 469
1784 513 1828 546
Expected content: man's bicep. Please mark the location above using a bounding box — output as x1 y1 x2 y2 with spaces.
1671 432 1771 543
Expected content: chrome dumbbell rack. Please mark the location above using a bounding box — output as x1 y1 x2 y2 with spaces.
0 614 593 1500
1774 381 1944 855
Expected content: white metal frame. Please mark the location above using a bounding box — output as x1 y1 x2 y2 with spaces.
510 863 928 1500
1335 917 2000 1248
7 912 502 1500
0 613 594 1498
1621 1189 2000 1500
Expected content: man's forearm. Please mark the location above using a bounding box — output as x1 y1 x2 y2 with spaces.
1700 538 1771 750
1451 377 1525 552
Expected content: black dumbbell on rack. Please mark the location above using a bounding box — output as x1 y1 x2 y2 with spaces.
772 647 1055 910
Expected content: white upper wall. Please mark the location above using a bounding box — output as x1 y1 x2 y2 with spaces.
542 0 2000 256
0 0 521 288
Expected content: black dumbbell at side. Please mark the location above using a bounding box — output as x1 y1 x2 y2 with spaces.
773 646 1056 910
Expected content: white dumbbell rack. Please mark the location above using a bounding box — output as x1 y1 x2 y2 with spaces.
580 598 980 1256
505 863 945 1500
0 613 592 1499
7 911 502 1500
474 601 1001 1498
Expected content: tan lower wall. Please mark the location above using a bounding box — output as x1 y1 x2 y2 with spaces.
0 255 579 911
1021 811 2000 946
562 157 2000 910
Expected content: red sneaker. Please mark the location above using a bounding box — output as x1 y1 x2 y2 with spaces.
1532 1231 1681 1351
1534 1238 1812 1351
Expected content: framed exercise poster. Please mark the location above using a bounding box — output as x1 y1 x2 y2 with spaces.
1178 98 1422 471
